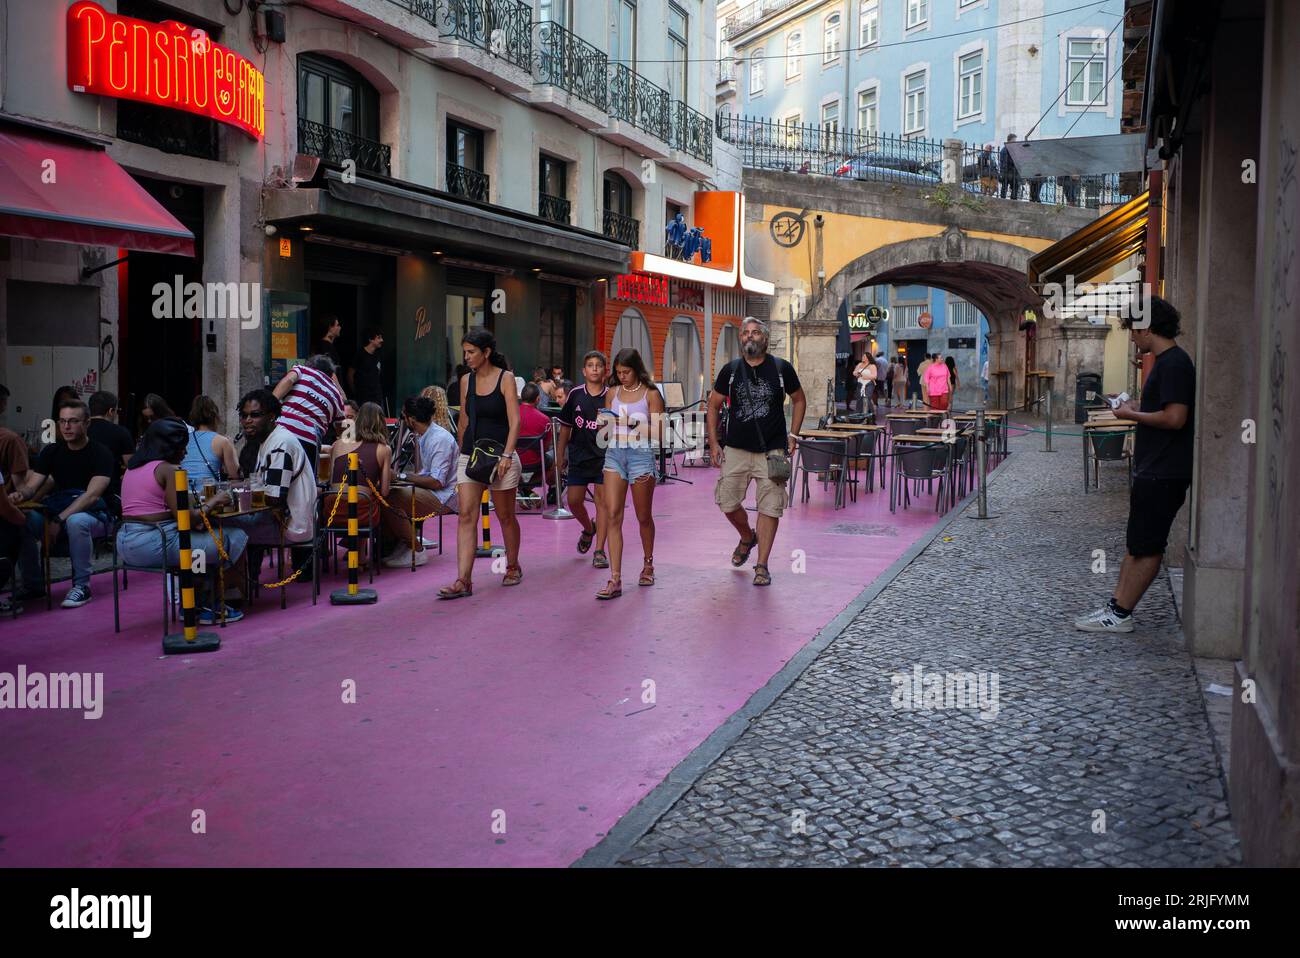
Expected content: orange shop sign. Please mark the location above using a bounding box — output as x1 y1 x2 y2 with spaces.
67 1 265 140
615 272 669 306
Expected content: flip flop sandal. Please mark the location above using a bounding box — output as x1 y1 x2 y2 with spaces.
577 529 595 554
437 579 473 600
753 564 772 587
731 535 758 567
502 565 524 586
592 550 609 569
638 559 655 587
596 576 622 600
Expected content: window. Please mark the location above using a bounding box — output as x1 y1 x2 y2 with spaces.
783 112 802 147
611 0 637 70
958 50 983 119
298 54 378 139
750 51 765 93
447 121 484 171
904 70 927 134
668 4 688 101
948 297 980 328
857 86 878 135
611 308 654 376
893 304 926 330
860 0 878 46
664 317 704 404
786 31 802 80
1067 38 1108 106
906 0 928 29
539 154 567 198
823 12 841 63
603 172 633 216
715 323 741 371
821 100 839 133
538 0 572 26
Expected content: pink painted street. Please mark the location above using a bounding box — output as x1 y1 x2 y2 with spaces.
1 470 941 867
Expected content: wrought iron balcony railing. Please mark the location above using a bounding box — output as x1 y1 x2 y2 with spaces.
671 100 713 164
533 20 609 112
447 160 490 202
608 63 671 143
721 0 807 41
297 118 392 177
439 0 533 72
538 191 571 224
387 0 437 24
602 208 640 248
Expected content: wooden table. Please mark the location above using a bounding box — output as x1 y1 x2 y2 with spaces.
209 502 288 612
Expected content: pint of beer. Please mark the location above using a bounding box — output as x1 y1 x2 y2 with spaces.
317 445 332 484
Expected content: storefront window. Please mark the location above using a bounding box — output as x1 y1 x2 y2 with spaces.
664 316 703 405
610 308 654 376
715 322 741 373
446 293 487 380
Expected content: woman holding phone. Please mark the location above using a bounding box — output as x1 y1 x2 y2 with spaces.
595 349 664 599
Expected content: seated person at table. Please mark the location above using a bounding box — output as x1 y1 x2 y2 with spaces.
9 398 114 609
0 383 30 499
228 389 317 551
324 401 390 558
87 390 134 510
183 395 241 485
0 462 25 615
384 396 457 569
517 384 557 496
419 385 456 436
117 418 249 624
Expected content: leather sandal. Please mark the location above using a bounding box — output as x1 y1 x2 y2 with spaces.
437 578 473 600
753 564 772 587
502 564 523 586
592 550 609 569
596 575 622 600
577 528 595 554
731 534 758 567
638 558 655 587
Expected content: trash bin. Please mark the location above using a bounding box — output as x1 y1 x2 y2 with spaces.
1075 372 1103 423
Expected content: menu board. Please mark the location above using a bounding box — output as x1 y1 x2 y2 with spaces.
265 292 310 384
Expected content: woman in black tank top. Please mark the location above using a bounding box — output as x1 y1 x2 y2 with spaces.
439 328 523 599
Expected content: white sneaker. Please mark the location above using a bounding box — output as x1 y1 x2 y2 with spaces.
1074 605 1135 633
410 548 428 568
382 546 412 569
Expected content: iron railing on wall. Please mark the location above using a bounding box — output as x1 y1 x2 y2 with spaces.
958 143 1133 208
602 209 640 247
447 160 490 202
721 0 806 40
533 21 608 112
387 0 437 24
438 0 533 72
672 100 713 164
609 63 671 143
298 118 392 177
539 191 571 224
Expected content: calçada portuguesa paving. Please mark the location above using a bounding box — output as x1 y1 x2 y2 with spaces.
1 424 1237 867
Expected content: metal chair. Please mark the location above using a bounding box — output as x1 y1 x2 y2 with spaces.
791 437 851 510
1087 429 1133 490
321 487 381 584
514 433 551 512
112 519 181 637
894 441 951 514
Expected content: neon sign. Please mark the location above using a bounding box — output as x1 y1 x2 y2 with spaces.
615 273 669 306
67 1 265 140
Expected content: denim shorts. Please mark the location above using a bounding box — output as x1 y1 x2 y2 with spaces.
603 445 656 482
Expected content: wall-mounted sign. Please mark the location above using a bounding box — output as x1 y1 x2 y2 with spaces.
848 305 888 330
918 312 933 329
67 1 266 140
278 238 291 258
948 337 976 350
414 305 432 342
615 272 669 306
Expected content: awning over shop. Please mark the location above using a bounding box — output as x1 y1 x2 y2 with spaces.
850 331 871 343
1006 133 1147 178
1027 190 1149 289
0 122 194 255
265 169 628 277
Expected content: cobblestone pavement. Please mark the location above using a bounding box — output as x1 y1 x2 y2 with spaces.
617 422 1240 867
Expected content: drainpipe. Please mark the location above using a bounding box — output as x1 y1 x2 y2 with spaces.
813 214 825 299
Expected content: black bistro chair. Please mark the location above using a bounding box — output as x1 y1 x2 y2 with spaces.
791 437 853 510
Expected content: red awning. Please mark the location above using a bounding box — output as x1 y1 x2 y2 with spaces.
0 124 194 255
850 331 871 343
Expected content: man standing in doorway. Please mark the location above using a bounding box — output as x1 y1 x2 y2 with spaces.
350 326 386 411
315 314 344 371
1075 297 1194 633
708 317 806 587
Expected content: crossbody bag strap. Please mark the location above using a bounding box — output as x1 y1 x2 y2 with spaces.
465 372 477 447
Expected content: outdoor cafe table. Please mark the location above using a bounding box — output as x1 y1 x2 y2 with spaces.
207 501 285 614
1081 421 1135 492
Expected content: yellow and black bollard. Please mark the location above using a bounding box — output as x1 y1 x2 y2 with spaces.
474 489 493 558
331 453 378 605
163 468 221 654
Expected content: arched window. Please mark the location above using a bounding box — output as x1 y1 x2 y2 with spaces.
750 51 765 93
663 316 704 404
715 322 741 373
823 13 841 63
297 53 386 174
610 308 654 377
786 32 802 80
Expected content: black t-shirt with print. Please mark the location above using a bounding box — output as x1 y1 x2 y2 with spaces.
1133 344 1196 479
714 356 802 453
557 383 609 470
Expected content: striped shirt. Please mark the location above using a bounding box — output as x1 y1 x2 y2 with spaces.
277 363 344 444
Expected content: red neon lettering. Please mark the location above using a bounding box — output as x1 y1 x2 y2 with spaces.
108 19 128 92
71 4 105 89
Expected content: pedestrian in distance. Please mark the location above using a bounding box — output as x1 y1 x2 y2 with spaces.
555 350 611 569
1075 296 1195 633
998 134 1021 200
438 328 522 599
852 355 877 415
917 353 934 406
707 317 807 587
893 355 907 405
593 349 664 599
925 353 952 411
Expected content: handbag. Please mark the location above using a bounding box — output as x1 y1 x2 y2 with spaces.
465 370 506 484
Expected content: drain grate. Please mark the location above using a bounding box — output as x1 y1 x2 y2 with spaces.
826 523 899 537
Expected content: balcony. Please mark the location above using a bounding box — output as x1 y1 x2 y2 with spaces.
433 0 534 96
530 21 609 129
538 191 571 225
298 118 392 177
603 63 672 158
721 0 809 41
663 100 714 178
297 1 438 48
602 209 640 248
447 161 490 202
